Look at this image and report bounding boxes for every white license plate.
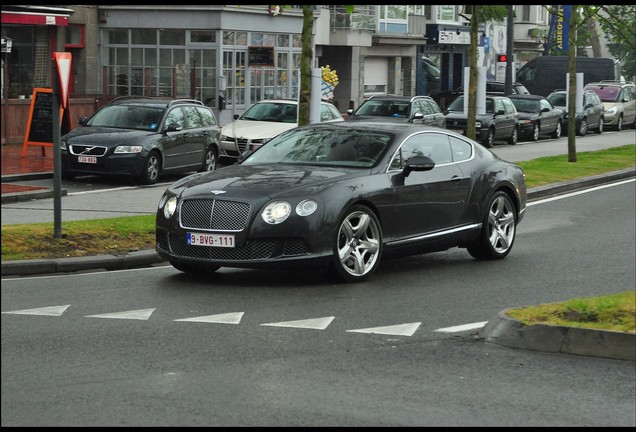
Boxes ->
[187,232,235,248]
[450,129,464,135]
[78,155,97,164]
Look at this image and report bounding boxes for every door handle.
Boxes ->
[450,175,462,182]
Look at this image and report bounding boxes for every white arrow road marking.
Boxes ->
[85,308,156,320]
[174,312,244,324]
[261,316,335,330]
[434,321,488,333]
[346,322,421,336]
[2,305,71,316]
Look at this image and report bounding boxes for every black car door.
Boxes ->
[387,132,471,240]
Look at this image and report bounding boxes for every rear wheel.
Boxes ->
[551,120,562,139]
[330,205,382,283]
[199,147,218,172]
[595,118,603,134]
[482,127,495,148]
[616,115,623,131]
[507,126,518,145]
[140,150,161,185]
[467,191,517,260]
[531,123,540,141]
[576,118,588,136]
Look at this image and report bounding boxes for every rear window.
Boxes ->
[585,85,621,102]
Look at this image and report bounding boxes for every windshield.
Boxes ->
[87,105,163,131]
[354,100,410,118]
[510,98,539,113]
[585,86,621,102]
[242,127,393,168]
[239,102,298,123]
[447,96,495,114]
[547,93,566,107]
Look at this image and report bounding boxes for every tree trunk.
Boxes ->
[586,18,603,57]
[467,6,480,140]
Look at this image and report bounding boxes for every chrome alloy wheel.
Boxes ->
[336,208,381,279]
[487,194,516,254]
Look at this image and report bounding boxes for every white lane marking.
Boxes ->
[174,312,244,324]
[261,316,335,330]
[1,304,70,316]
[85,308,156,320]
[346,322,421,336]
[527,178,635,206]
[434,321,488,333]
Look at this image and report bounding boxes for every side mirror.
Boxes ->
[78,116,89,126]
[164,122,182,133]
[403,155,435,177]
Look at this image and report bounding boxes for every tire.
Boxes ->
[507,126,518,145]
[531,123,540,141]
[576,118,588,136]
[199,147,218,172]
[171,261,220,274]
[330,205,382,283]
[140,150,161,185]
[467,191,517,260]
[595,117,603,134]
[551,120,562,139]
[616,115,623,132]
[482,128,495,148]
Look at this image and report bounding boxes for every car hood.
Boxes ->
[347,115,405,123]
[220,120,296,139]
[170,164,360,200]
[444,111,493,120]
[63,127,152,145]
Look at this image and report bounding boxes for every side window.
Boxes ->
[449,136,472,162]
[196,106,217,126]
[502,98,516,114]
[184,106,204,129]
[164,107,186,129]
[540,99,552,111]
[495,99,505,113]
[427,100,441,114]
[389,132,451,168]
[321,104,335,121]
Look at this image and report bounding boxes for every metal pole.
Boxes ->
[52,60,62,238]
[505,5,514,95]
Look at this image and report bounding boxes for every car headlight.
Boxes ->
[521,119,533,126]
[475,121,482,128]
[262,201,291,224]
[296,199,317,216]
[605,106,617,115]
[60,140,67,151]
[163,196,178,219]
[114,145,143,154]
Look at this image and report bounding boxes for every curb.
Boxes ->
[479,308,635,362]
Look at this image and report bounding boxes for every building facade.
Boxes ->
[2,5,556,140]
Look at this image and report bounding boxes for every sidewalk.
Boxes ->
[1,143,56,202]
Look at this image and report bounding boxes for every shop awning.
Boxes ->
[1,11,69,26]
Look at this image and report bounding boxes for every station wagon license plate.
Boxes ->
[78,155,97,164]
[450,129,464,135]
[187,232,235,248]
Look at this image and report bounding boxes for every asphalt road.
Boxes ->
[1,180,635,426]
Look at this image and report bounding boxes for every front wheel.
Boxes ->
[330,205,382,283]
[576,118,588,136]
[482,128,495,148]
[171,261,220,274]
[140,150,161,185]
[467,191,517,260]
[531,123,540,141]
[595,118,603,134]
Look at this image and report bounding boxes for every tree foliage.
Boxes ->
[595,5,636,79]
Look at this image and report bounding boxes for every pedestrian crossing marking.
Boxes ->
[1,305,70,316]
[174,312,244,324]
[261,316,335,330]
[346,322,421,336]
[85,308,156,320]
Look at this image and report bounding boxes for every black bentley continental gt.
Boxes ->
[156,122,527,283]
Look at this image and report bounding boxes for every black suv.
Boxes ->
[430,81,530,111]
[61,97,221,184]
[444,95,520,147]
[346,95,446,128]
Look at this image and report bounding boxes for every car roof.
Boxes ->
[507,94,545,100]
[107,97,205,108]
[254,98,336,106]
[585,80,635,88]
[300,121,455,136]
[365,95,432,102]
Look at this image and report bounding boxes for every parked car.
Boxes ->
[546,90,604,136]
[507,94,563,141]
[444,95,520,147]
[430,81,530,111]
[61,97,221,185]
[583,80,636,131]
[156,122,527,283]
[346,95,446,128]
[219,99,344,160]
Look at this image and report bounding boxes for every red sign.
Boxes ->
[53,52,72,109]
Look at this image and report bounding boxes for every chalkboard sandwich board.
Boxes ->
[21,87,70,157]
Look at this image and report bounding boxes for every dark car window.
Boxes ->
[449,135,472,162]
[196,106,217,126]
[391,132,452,168]
[184,106,204,128]
[547,92,566,107]
[502,98,517,114]
[165,107,186,128]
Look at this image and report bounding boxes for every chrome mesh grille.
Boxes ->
[179,199,251,231]
[69,145,108,156]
